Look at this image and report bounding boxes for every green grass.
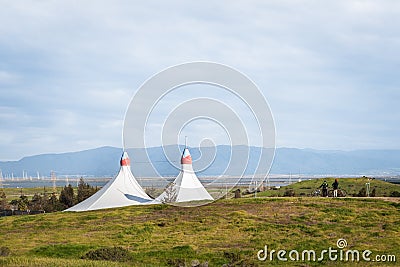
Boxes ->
[30,244,95,259]
[0,256,131,266]
[254,177,400,197]
[0,195,399,266]
[4,177,397,201]
[1,186,65,202]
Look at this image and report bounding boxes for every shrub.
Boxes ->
[77,178,97,203]
[223,251,241,264]
[357,187,366,197]
[370,188,376,197]
[59,184,75,207]
[145,186,158,198]
[82,247,132,262]
[234,189,241,198]
[0,190,8,210]
[283,189,295,197]
[166,258,185,267]
[390,191,400,197]
[157,221,166,227]
[161,182,178,203]
[0,246,10,257]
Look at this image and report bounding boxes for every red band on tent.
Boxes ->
[120,158,130,166]
[181,155,192,164]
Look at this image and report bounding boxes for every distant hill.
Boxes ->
[0,146,400,177]
[0,146,122,178]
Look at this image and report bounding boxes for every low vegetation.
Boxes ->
[253,177,400,198]
[0,178,98,212]
[82,247,133,262]
[0,186,399,266]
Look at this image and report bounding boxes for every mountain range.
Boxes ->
[1,146,400,178]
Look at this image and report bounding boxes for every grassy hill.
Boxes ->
[0,191,399,266]
[253,177,400,198]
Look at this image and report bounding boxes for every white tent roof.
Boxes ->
[65,152,155,212]
[157,147,213,203]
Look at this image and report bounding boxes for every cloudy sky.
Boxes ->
[0,1,399,160]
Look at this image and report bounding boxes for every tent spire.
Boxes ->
[184,136,187,148]
[181,141,192,165]
[157,145,213,203]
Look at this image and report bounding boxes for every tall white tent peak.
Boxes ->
[157,146,213,203]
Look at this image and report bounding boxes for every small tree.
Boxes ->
[234,189,241,198]
[390,191,400,197]
[357,187,367,197]
[371,188,376,197]
[284,188,295,197]
[0,190,8,210]
[9,199,18,210]
[59,184,74,207]
[29,193,44,210]
[162,182,177,203]
[44,193,64,212]
[145,186,158,199]
[77,178,96,203]
[17,195,30,211]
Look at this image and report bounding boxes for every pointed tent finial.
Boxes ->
[120,151,130,166]
[181,147,192,164]
[185,136,187,148]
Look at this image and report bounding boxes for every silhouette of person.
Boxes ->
[319,180,328,197]
[332,179,339,198]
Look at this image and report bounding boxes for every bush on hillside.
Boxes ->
[371,188,376,197]
[166,258,185,266]
[145,186,158,199]
[390,191,400,197]
[0,190,8,210]
[283,189,295,197]
[82,247,132,262]
[223,251,241,264]
[0,246,10,257]
[357,187,367,197]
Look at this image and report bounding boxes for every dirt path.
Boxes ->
[372,197,400,203]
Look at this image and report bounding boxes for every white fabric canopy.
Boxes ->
[65,152,156,212]
[156,148,213,203]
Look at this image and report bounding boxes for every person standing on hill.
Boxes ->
[332,179,339,198]
[319,180,329,197]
